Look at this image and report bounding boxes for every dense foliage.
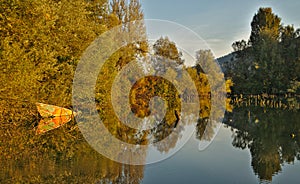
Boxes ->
[1,2,299,182]
[225,8,300,94]
[0,0,220,182]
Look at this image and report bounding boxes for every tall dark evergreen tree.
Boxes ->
[249,7,281,46]
[228,7,300,94]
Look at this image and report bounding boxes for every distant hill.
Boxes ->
[216,52,237,73]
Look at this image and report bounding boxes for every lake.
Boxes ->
[1,97,299,183]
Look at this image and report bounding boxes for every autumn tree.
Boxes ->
[0,0,109,110]
[109,0,148,69]
[153,36,184,65]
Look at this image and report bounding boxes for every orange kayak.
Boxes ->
[36,103,76,118]
[36,103,76,134]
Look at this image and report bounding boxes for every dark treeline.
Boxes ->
[222,7,300,95]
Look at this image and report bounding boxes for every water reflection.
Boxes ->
[0,97,299,183]
[224,97,300,182]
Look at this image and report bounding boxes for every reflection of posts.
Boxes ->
[226,105,300,181]
[174,110,180,128]
[97,162,145,184]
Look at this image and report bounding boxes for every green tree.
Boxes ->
[280,25,300,91]
[232,40,248,52]
[229,7,300,94]
[249,7,282,46]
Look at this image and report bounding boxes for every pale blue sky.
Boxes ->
[140,0,300,57]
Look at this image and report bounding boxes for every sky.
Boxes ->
[140,0,300,58]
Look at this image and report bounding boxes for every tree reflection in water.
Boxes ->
[2,95,299,182]
[0,95,214,183]
[224,98,300,181]
[0,113,145,183]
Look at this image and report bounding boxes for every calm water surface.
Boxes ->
[1,100,300,183]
